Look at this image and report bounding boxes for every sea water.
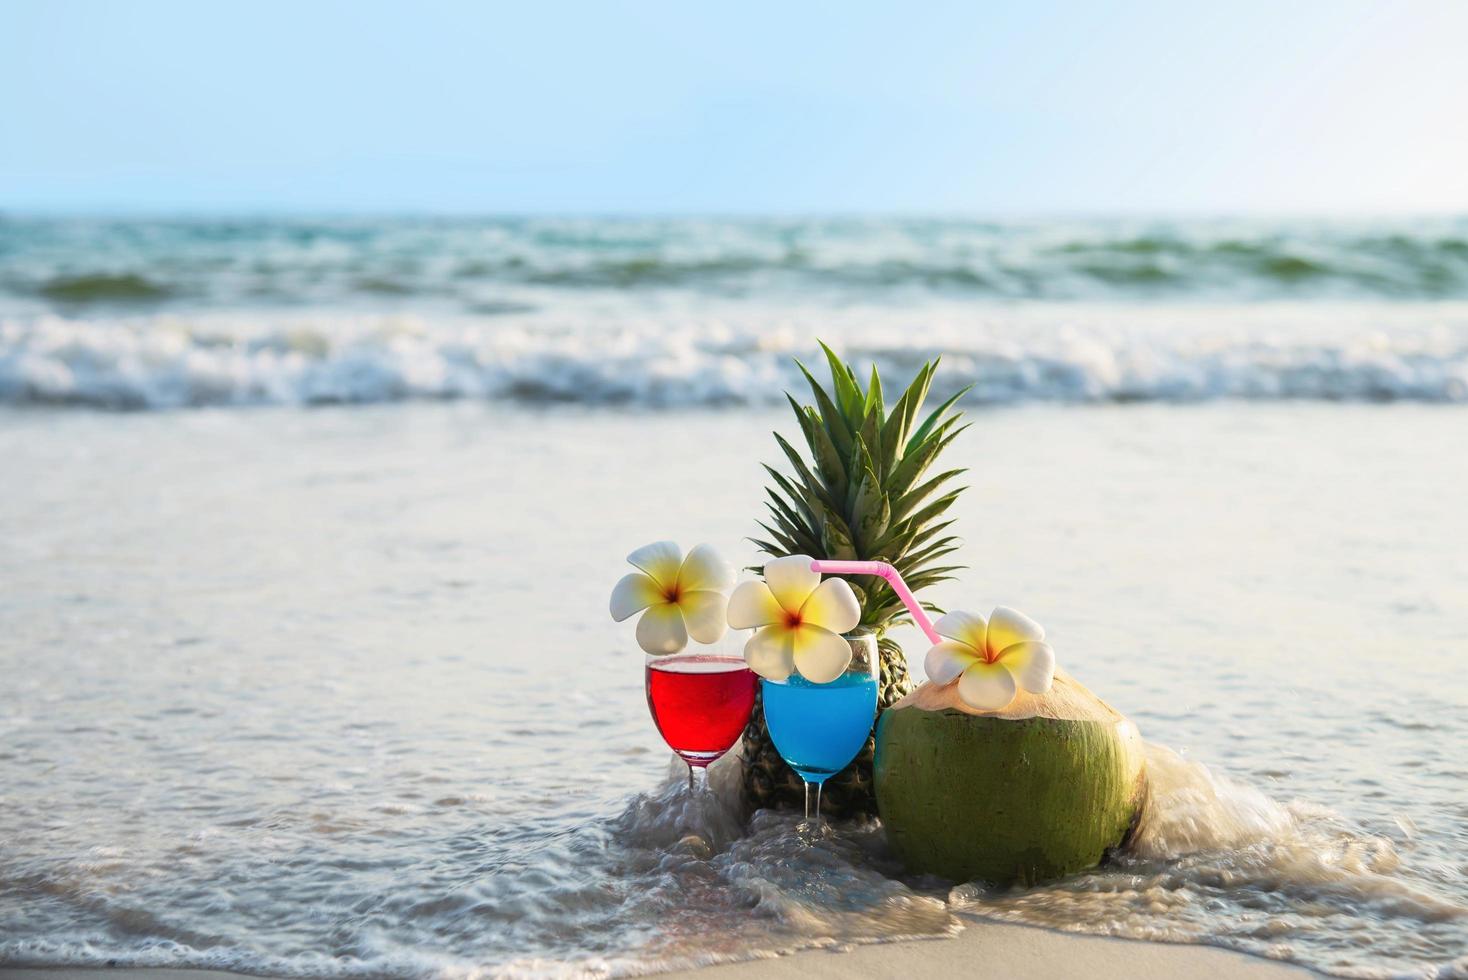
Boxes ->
[2,216,1467,979]
[761,673,878,782]
[3,402,1463,979]
[3,215,1468,410]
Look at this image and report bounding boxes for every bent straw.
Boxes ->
[808,559,942,646]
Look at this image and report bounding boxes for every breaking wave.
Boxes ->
[2,306,1467,410]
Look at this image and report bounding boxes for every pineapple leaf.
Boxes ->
[748,538,782,560]
[891,420,971,498]
[901,489,966,543]
[757,520,807,556]
[858,404,883,479]
[880,361,933,462]
[818,502,858,559]
[819,341,865,420]
[774,432,841,513]
[865,363,884,418]
[793,360,854,460]
[792,401,851,501]
[891,468,966,524]
[907,566,964,589]
[844,435,876,510]
[904,537,961,569]
[764,502,821,554]
[762,464,818,528]
[850,461,891,552]
[764,487,806,532]
[908,518,958,554]
[801,406,848,503]
[869,522,919,563]
[909,383,975,453]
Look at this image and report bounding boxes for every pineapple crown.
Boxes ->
[752,342,971,633]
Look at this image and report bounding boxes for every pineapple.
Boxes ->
[741,343,970,817]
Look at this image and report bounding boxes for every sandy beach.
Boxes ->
[662,921,1315,978]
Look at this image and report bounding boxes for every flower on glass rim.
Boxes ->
[610,541,735,655]
[923,606,1056,711]
[727,554,861,683]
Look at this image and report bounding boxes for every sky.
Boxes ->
[3,0,1468,215]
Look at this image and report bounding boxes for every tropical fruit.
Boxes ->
[874,669,1147,884]
[742,345,970,817]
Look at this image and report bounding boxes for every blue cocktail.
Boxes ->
[760,631,879,823]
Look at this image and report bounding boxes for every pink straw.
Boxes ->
[808,559,942,646]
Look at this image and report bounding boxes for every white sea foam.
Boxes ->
[951,744,1468,978]
[3,303,1467,409]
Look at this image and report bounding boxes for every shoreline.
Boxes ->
[0,922,1318,980]
[660,920,1317,978]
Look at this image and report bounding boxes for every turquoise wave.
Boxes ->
[4,216,1468,308]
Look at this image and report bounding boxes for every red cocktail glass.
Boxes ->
[645,650,756,790]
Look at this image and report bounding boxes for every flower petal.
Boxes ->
[986,605,1044,659]
[799,578,861,634]
[610,572,661,622]
[792,626,854,684]
[996,640,1056,694]
[680,589,729,645]
[957,660,1018,711]
[627,541,683,591]
[677,543,735,594]
[933,610,988,652]
[924,639,980,684]
[635,602,688,656]
[727,580,784,629]
[763,554,820,613]
[745,625,795,680]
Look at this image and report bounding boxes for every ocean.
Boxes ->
[1,216,1465,978]
[2,215,1467,409]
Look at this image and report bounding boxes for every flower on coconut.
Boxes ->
[727,554,861,683]
[923,607,1056,711]
[610,541,735,655]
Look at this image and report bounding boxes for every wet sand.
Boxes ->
[663,919,1315,978]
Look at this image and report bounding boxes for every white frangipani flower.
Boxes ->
[727,554,862,683]
[610,541,734,655]
[923,606,1056,711]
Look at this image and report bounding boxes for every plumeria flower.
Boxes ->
[923,606,1056,711]
[610,541,735,655]
[727,554,862,683]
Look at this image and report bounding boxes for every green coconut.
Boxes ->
[874,668,1147,886]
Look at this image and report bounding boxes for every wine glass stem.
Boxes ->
[688,763,709,794]
[803,779,823,827]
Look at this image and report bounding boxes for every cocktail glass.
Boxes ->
[759,629,879,826]
[644,645,757,792]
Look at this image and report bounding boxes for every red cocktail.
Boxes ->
[645,653,756,771]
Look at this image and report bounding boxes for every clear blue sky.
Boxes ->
[3,0,1467,215]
